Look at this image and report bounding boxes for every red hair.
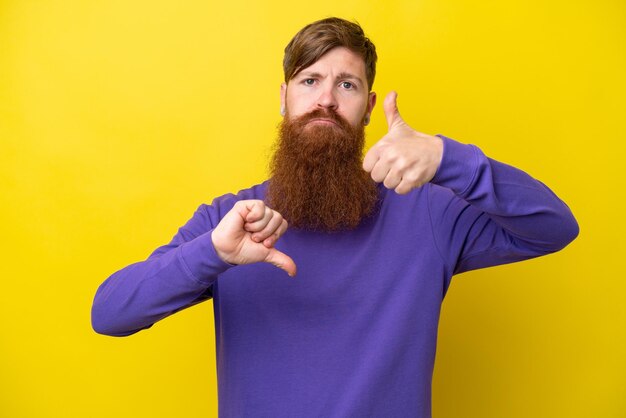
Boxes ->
[283,17,378,91]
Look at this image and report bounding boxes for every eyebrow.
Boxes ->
[298,71,364,85]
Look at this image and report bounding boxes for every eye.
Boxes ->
[303,78,315,86]
[341,81,355,90]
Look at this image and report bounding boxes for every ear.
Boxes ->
[365,91,377,118]
[280,83,287,116]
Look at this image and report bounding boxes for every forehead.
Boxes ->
[294,47,367,81]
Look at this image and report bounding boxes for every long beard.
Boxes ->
[266,108,380,232]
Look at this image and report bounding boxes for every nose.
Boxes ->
[316,83,338,110]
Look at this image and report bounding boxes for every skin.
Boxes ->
[363,90,443,195]
[211,46,444,277]
[279,47,376,128]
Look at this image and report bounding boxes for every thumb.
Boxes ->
[264,248,297,277]
[383,90,404,130]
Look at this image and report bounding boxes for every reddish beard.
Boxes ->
[265,108,380,232]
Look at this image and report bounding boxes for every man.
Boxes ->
[92,17,578,417]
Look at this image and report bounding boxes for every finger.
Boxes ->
[383,91,403,130]
[251,211,283,243]
[362,145,380,173]
[383,169,402,190]
[244,200,266,222]
[263,218,288,248]
[370,160,391,183]
[265,248,297,277]
[245,206,273,233]
[394,178,417,195]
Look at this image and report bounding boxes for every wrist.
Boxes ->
[210,229,237,266]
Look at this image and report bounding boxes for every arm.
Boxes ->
[91,205,232,336]
[91,198,295,337]
[428,135,579,274]
[363,91,578,275]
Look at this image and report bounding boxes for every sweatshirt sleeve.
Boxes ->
[428,135,579,276]
[91,203,235,337]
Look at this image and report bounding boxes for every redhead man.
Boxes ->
[92,17,578,418]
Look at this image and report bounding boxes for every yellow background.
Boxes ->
[1,0,624,416]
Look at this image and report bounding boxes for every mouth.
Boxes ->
[308,118,339,126]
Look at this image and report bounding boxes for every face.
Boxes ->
[280,47,376,128]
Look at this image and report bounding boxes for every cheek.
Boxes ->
[286,93,309,116]
[345,101,369,122]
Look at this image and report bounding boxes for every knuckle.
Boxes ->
[395,156,409,170]
[403,171,418,184]
[382,150,397,163]
[253,199,264,209]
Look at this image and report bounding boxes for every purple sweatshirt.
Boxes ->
[92,135,578,417]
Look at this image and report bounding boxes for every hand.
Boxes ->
[363,91,443,194]
[211,200,296,277]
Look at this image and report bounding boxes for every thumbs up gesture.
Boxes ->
[211,200,296,277]
[363,91,443,195]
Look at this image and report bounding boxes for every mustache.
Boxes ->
[289,108,352,131]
